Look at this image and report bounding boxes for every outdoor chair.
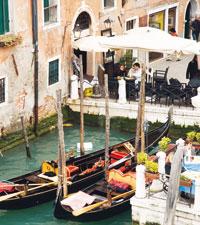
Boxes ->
[166,78,186,107]
[153,67,169,88]
[153,83,169,105]
[126,79,138,101]
[108,77,118,99]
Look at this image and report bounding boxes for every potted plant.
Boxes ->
[158,137,171,152]
[137,152,148,165]
[180,175,192,187]
[145,160,159,181]
[196,132,200,144]
[186,131,196,142]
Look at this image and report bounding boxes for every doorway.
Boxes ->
[185,3,191,39]
[74,49,87,75]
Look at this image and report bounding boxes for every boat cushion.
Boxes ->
[110,150,128,160]
[108,169,136,190]
[0,182,15,193]
[108,179,130,193]
[66,165,79,177]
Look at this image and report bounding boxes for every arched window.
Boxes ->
[75,12,91,30]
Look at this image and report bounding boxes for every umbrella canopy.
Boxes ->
[98,27,200,55]
[72,36,109,52]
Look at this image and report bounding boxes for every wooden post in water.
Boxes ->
[20,115,31,158]
[140,67,146,153]
[56,89,67,197]
[135,66,146,157]
[79,55,85,156]
[104,74,112,204]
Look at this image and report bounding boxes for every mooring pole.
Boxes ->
[104,74,112,204]
[20,115,31,158]
[56,89,67,197]
[79,55,85,156]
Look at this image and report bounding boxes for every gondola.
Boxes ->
[0,116,170,210]
[54,170,138,221]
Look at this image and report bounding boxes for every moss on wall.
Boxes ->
[0,105,199,152]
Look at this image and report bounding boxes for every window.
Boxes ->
[0,78,5,103]
[0,0,9,35]
[48,59,59,85]
[75,12,91,31]
[43,0,58,25]
[126,18,137,31]
[103,0,115,9]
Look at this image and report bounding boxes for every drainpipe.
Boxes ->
[32,0,39,136]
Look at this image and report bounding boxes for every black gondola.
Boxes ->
[54,175,137,221]
[0,117,170,210]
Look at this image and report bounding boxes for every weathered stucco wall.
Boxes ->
[0,0,199,134]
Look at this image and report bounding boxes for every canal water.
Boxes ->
[0,124,135,225]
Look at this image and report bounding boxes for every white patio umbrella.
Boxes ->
[98,26,200,55]
[72,36,109,52]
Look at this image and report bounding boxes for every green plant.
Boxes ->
[158,137,171,151]
[145,160,158,173]
[195,132,200,144]
[180,175,191,182]
[186,131,196,142]
[119,50,134,69]
[137,152,148,164]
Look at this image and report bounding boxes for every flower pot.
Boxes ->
[192,143,200,150]
[145,172,159,182]
[179,179,192,187]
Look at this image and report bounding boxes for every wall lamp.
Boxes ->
[104,17,113,29]
[73,23,82,39]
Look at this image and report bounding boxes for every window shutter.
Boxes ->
[44,0,49,8]
[0,1,4,34]
[0,0,9,35]
[3,0,9,33]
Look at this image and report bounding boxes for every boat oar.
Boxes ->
[72,189,135,217]
[0,181,57,202]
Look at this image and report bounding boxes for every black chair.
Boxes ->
[126,80,138,101]
[153,67,169,88]
[167,78,186,106]
[154,83,169,105]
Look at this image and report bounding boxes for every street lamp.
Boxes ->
[73,23,82,40]
[104,17,113,29]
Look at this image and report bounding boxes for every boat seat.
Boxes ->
[66,165,79,177]
[26,175,49,184]
[108,169,136,190]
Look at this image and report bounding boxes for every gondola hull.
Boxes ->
[54,190,132,221]
[0,117,170,209]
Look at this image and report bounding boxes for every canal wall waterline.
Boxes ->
[66,98,200,127]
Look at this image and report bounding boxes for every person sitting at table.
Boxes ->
[127,62,142,85]
[115,64,127,79]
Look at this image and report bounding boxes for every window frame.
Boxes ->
[47,56,61,87]
[125,16,139,32]
[42,0,60,30]
[102,0,116,12]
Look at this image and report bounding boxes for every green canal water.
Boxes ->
[0,125,135,225]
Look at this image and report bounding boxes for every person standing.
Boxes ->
[190,15,200,42]
[186,55,200,81]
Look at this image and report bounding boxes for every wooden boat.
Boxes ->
[0,117,170,210]
[54,167,139,221]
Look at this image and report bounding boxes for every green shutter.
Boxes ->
[0,1,4,34]
[0,0,9,35]
[44,0,49,8]
[4,0,9,32]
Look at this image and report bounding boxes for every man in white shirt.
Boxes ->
[127,62,142,84]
